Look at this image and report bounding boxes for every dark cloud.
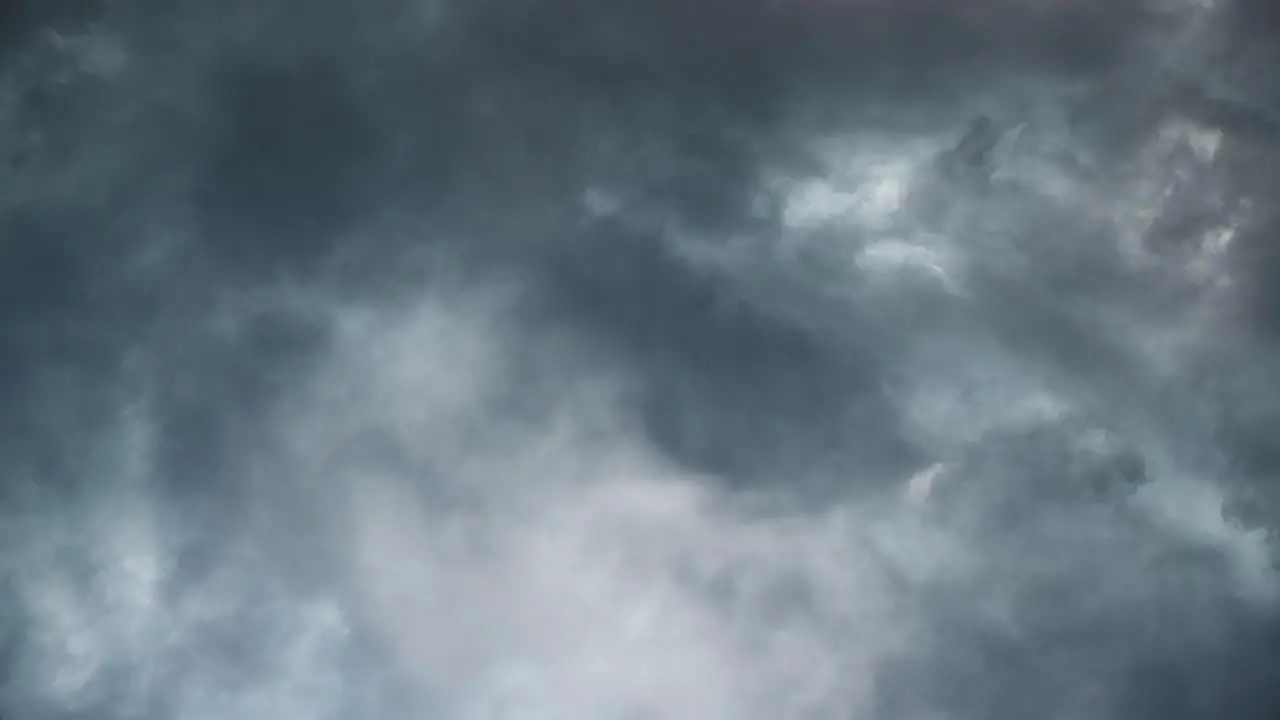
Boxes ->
[1,1,1278,719]
[536,218,913,485]
[195,60,384,275]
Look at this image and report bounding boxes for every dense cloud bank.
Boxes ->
[1,1,1279,718]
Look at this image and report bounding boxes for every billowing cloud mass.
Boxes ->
[2,1,1279,719]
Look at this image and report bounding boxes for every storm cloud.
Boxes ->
[1,1,1279,719]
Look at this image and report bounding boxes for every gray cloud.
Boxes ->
[2,1,1279,719]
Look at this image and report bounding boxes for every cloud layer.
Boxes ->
[2,1,1279,719]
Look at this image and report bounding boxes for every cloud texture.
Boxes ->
[1,1,1279,719]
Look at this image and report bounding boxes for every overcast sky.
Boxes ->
[1,2,1279,719]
